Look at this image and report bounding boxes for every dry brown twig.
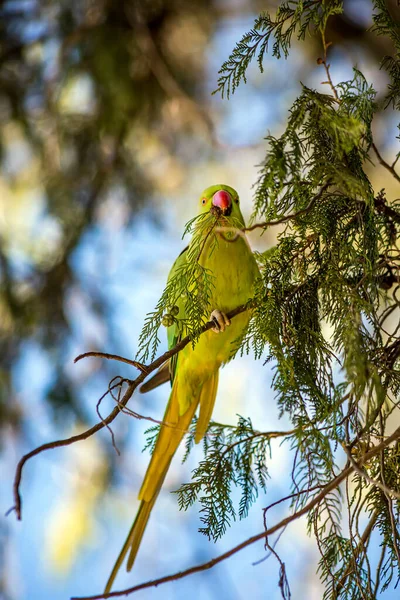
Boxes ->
[319,31,339,101]
[372,143,400,185]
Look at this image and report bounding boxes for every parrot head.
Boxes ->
[198,184,245,227]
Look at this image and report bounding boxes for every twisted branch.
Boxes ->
[10,303,250,521]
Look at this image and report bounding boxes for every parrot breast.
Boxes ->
[174,231,259,412]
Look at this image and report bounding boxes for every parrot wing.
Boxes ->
[166,246,188,383]
[139,361,170,393]
[139,246,188,394]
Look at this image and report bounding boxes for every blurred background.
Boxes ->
[0,1,399,599]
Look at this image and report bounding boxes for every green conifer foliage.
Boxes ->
[139,1,400,597]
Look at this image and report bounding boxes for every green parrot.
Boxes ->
[105,184,259,592]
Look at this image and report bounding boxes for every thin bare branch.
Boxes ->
[263,484,324,517]
[11,380,135,521]
[373,545,386,597]
[10,303,250,521]
[372,143,400,184]
[74,352,148,373]
[343,444,400,500]
[334,509,379,597]
[244,182,331,233]
[319,31,339,101]
[96,377,128,456]
[379,413,400,567]
[71,427,400,600]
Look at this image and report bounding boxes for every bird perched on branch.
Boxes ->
[105,184,259,592]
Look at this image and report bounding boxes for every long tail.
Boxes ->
[104,496,158,593]
[104,371,218,592]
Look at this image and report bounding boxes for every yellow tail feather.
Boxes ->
[106,372,214,592]
[126,493,159,571]
[104,498,156,593]
[195,372,219,443]
[139,377,198,502]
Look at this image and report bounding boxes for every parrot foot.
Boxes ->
[210,309,231,333]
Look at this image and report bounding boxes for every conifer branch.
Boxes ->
[334,509,380,596]
[319,30,339,101]
[15,3,399,598]
[372,142,400,184]
[71,427,400,600]
[244,181,331,232]
[342,445,400,500]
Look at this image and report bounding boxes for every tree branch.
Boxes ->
[74,352,149,373]
[334,509,379,598]
[372,143,400,184]
[343,444,400,500]
[71,426,400,600]
[243,182,331,233]
[317,35,400,188]
[319,30,339,101]
[10,303,250,521]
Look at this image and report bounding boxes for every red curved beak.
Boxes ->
[212,190,232,214]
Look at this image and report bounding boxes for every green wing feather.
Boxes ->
[139,246,188,393]
[167,246,188,382]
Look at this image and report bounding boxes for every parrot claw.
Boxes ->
[210,309,231,333]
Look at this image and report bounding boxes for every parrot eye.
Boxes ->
[201,198,207,205]
[234,197,239,203]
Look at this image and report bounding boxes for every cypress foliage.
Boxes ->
[140,1,400,596]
